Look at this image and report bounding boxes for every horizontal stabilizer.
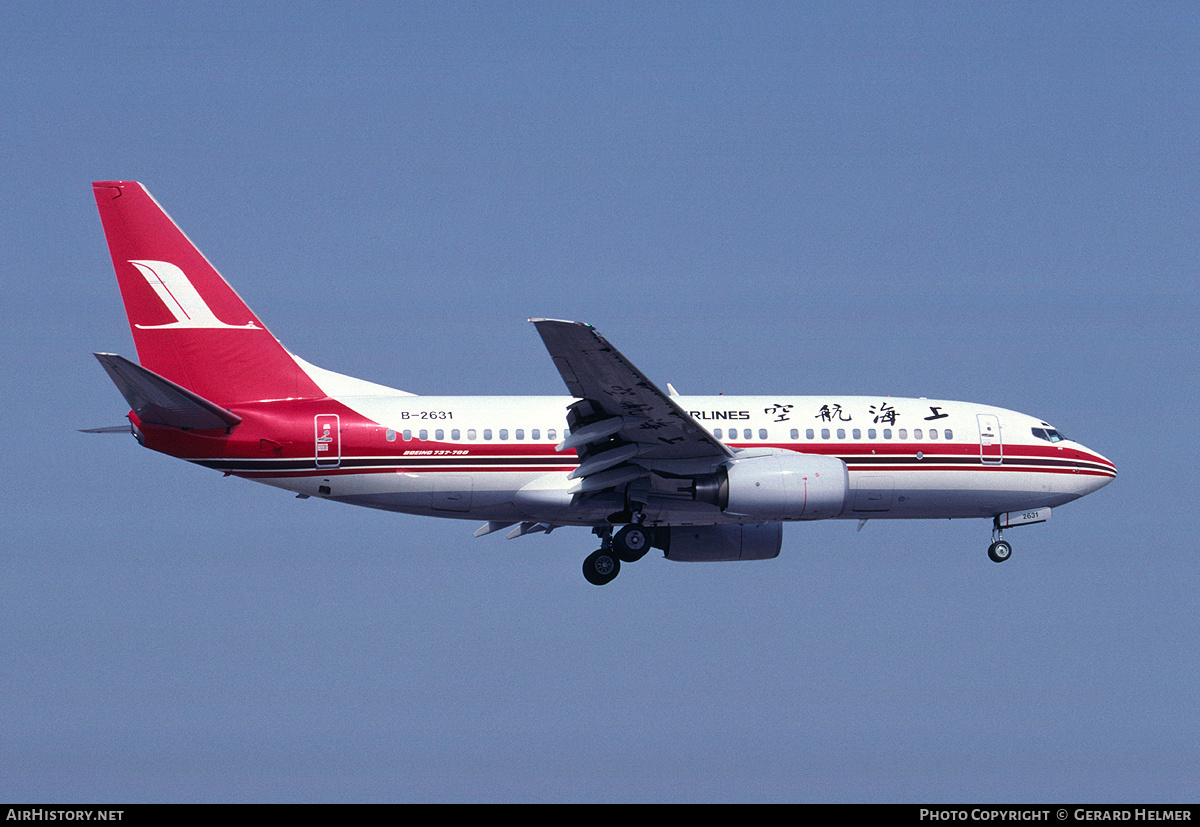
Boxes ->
[94,353,242,430]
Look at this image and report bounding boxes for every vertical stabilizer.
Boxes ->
[93,181,324,405]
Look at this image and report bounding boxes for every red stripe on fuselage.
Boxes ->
[131,399,1114,482]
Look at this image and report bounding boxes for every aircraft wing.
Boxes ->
[530,320,733,494]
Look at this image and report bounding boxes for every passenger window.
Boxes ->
[402,429,412,441]
[790,429,799,440]
[945,429,953,440]
[714,428,723,439]
[499,429,508,440]
[928,429,937,440]
[467,429,477,440]
[806,429,815,440]
[435,429,444,440]
[821,428,830,439]
[898,429,907,440]
[484,429,493,440]
[548,429,556,441]
[515,429,524,440]
[914,429,922,440]
[836,429,845,439]
[451,429,461,440]
[852,428,861,439]
[883,429,892,439]
[531,429,540,440]
[758,429,767,440]
[418,429,428,441]
[868,429,877,439]
[385,429,396,442]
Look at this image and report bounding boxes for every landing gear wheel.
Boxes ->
[988,540,1013,563]
[583,549,621,585]
[613,525,651,562]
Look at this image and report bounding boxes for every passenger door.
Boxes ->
[977,414,1002,464]
[315,414,341,468]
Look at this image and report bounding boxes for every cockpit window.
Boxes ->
[1032,427,1067,443]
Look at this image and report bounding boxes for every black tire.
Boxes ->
[988,540,1013,563]
[613,525,651,562]
[583,549,620,585]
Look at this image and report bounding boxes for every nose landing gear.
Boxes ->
[988,517,1012,563]
[988,537,1013,563]
[985,507,1050,562]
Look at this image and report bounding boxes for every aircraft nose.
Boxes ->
[1078,444,1117,492]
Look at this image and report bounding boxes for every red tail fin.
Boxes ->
[93,181,324,405]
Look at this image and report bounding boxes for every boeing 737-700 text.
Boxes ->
[89,181,1116,584]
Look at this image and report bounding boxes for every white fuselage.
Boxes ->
[229,392,1115,527]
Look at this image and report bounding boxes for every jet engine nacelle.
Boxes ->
[663,522,782,562]
[693,448,849,521]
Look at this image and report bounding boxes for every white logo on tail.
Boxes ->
[129,260,260,330]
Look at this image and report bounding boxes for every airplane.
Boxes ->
[88,181,1117,585]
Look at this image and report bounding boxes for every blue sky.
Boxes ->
[2,2,1196,803]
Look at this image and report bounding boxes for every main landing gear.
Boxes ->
[988,518,1012,563]
[582,524,653,586]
